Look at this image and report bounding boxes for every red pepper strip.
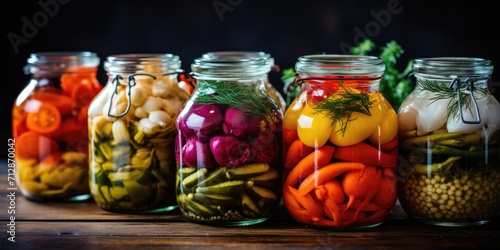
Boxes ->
[322,197,342,226]
[314,186,326,201]
[285,145,335,188]
[342,209,370,227]
[287,185,325,219]
[283,186,320,223]
[323,178,344,204]
[338,200,382,212]
[333,141,397,168]
[366,208,392,223]
[353,168,382,220]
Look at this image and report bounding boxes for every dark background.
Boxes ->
[3,0,499,156]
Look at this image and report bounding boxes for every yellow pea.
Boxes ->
[297,102,332,148]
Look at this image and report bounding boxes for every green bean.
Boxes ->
[413,156,461,175]
[403,132,463,146]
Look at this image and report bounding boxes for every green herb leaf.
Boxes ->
[313,84,372,135]
[193,80,278,122]
[418,79,487,121]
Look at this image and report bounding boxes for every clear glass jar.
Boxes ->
[175,56,283,226]
[13,51,102,201]
[88,53,192,213]
[201,51,287,111]
[397,57,500,226]
[282,55,398,230]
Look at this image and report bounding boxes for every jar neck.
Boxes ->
[413,57,493,91]
[201,51,274,69]
[295,55,385,93]
[191,57,272,81]
[104,53,181,78]
[413,57,493,81]
[25,51,100,77]
[295,54,385,78]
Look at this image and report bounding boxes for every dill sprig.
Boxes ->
[419,80,486,121]
[313,84,372,135]
[193,80,278,121]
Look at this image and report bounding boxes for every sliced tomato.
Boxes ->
[26,102,62,135]
[32,92,73,115]
[15,131,59,160]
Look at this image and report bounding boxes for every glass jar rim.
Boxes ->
[25,51,100,74]
[104,53,181,74]
[201,51,274,66]
[295,54,385,76]
[191,56,272,79]
[413,57,493,78]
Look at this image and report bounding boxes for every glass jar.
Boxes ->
[201,51,287,111]
[175,56,283,226]
[397,57,500,226]
[13,51,102,201]
[282,55,398,230]
[88,53,192,213]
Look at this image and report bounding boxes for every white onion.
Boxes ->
[416,98,448,135]
[398,104,418,133]
[483,95,500,141]
[446,96,486,133]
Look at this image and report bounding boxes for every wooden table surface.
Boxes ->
[1,159,499,250]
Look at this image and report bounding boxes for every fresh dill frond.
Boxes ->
[419,79,486,121]
[193,80,278,122]
[313,84,372,135]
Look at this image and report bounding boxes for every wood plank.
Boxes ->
[2,221,499,249]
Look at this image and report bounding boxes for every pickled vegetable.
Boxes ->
[13,60,102,200]
[88,54,192,212]
[177,164,280,222]
[397,57,500,226]
[282,55,398,229]
[176,78,283,224]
